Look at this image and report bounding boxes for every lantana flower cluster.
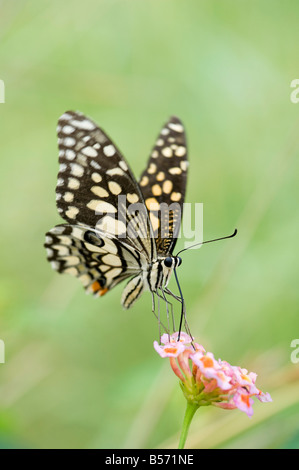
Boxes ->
[154,332,272,417]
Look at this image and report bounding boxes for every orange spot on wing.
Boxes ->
[99,288,108,297]
[91,281,101,292]
[91,281,108,297]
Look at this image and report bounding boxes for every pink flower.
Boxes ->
[160,332,194,345]
[154,332,194,358]
[154,332,272,417]
[233,392,255,417]
[154,340,185,358]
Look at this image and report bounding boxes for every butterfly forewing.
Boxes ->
[56,111,156,261]
[138,116,188,256]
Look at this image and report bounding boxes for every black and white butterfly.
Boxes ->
[44,111,189,330]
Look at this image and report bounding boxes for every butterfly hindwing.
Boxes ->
[44,224,145,296]
[138,116,188,256]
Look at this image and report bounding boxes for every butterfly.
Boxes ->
[44,111,188,319]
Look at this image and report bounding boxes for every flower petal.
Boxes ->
[234,392,254,417]
[154,340,185,358]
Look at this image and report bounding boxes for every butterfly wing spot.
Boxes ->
[86,200,117,213]
[175,146,186,157]
[70,163,84,177]
[180,161,188,171]
[89,280,109,297]
[140,176,149,186]
[156,171,165,181]
[162,180,173,194]
[59,165,67,175]
[106,167,125,177]
[63,192,74,202]
[152,184,162,196]
[64,267,78,276]
[91,281,106,294]
[68,177,80,189]
[108,181,122,195]
[150,213,160,233]
[65,206,79,219]
[168,167,182,175]
[148,163,157,174]
[63,137,76,147]
[91,172,102,183]
[69,118,96,131]
[96,216,127,237]
[168,122,184,132]
[161,147,173,158]
[126,193,139,204]
[63,125,75,134]
[98,288,109,297]
[90,160,101,170]
[170,192,182,202]
[103,144,116,157]
[145,197,160,211]
[119,161,128,171]
[101,253,122,267]
[81,146,98,157]
[65,149,76,160]
[91,186,109,197]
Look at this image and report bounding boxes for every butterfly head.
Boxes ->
[151,255,182,291]
[163,256,182,269]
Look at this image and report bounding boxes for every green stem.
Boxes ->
[178,401,199,449]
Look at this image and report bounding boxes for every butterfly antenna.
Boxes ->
[176,228,238,256]
[173,268,185,341]
[174,228,237,341]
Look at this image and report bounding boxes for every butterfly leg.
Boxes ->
[164,287,193,341]
[152,288,176,338]
[151,291,169,340]
[159,287,176,335]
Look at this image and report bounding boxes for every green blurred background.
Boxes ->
[0,0,298,449]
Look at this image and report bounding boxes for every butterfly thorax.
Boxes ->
[120,255,182,309]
